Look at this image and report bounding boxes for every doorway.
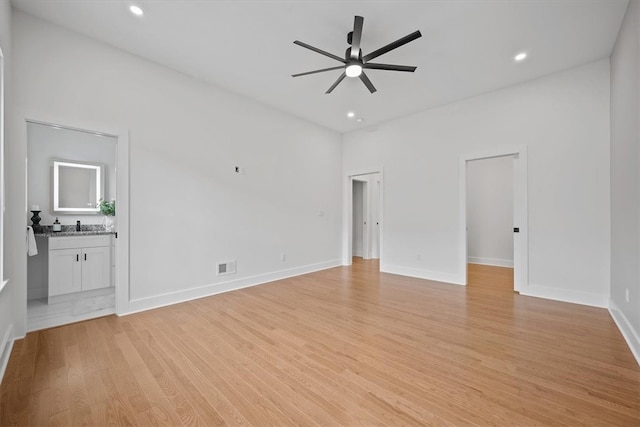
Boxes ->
[466,155,514,291]
[345,171,382,265]
[460,147,528,291]
[352,179,366,258]
[25,119,129,331]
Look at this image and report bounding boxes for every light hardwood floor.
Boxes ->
[1,259,638,425]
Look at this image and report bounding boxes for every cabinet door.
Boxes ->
[49,249,82,296]
[81,246,111,291]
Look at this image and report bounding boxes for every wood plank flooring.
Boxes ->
[1,259,639,425]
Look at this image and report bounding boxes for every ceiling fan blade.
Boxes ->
[292,66,345,77]
[350,16,364,60]
[362,30,422,62]
[326,72,346,94]
[294,40,346,63]
[359,71,377,93]
[363,63,417,72]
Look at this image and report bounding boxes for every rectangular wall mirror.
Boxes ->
[52,159,104,214]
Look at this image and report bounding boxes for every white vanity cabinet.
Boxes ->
[48,235,113,301]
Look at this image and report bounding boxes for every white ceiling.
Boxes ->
[12,0,629,133]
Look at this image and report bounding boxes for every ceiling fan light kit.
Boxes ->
[345,63,363,78]
[292,15,421,94]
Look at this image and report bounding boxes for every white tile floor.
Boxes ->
[27,287,115,332]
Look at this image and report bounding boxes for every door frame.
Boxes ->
[343,167,384,266]
[23,113,130,318]
[459,146,528,291]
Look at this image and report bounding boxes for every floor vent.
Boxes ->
[217,260,236,276]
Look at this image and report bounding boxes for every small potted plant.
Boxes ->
[98,198,116,232]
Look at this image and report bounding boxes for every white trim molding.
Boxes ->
[380,263,464,286]
[467,258,514,268]
[121,260,341,316]
[609,299,640,366]
[519,285,608,308]
[0,323,15,383]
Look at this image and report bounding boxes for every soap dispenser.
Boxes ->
[52,217,61,232]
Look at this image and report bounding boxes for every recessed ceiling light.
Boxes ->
[356,118,364,123]
[514,52,527,62]
[347,111,355,118]
[129,5,144,16]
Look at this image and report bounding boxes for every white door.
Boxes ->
[371,179,380,259]
[512,153,527,292]
[81,246,111,291]
[49,248,82,296]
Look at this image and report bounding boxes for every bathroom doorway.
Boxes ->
[25,120,127,331]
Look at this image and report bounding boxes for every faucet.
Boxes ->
[76,220,81,232]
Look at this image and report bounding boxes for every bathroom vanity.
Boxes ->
[45,231,115,303]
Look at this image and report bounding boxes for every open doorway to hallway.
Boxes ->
[466,155,515,293]
[350,172,381,265]
[460,146,528,291]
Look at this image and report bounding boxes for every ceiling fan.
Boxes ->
[292,16,422,94]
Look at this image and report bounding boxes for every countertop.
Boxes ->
[33,224,115,237]
[35,230,115,237]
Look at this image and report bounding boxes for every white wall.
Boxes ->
[610,0,640,362]
[8,11,342,326]
[352,180,364,257]
[27,122,116,226]
[467,156,514,267]
[344,60,611,307]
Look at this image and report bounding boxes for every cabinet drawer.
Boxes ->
[49,235,112,250]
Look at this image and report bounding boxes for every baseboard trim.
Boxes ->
[467,257,514,268]
[519,285,608,308]
[608,299,640,366]
[121,259,342,316]
[0,324,15,384]
[380,263,464,286]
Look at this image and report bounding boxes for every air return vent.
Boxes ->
[217,260,236,276]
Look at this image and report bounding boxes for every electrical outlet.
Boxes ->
[625,288,630,303]
[281,253,286,262]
